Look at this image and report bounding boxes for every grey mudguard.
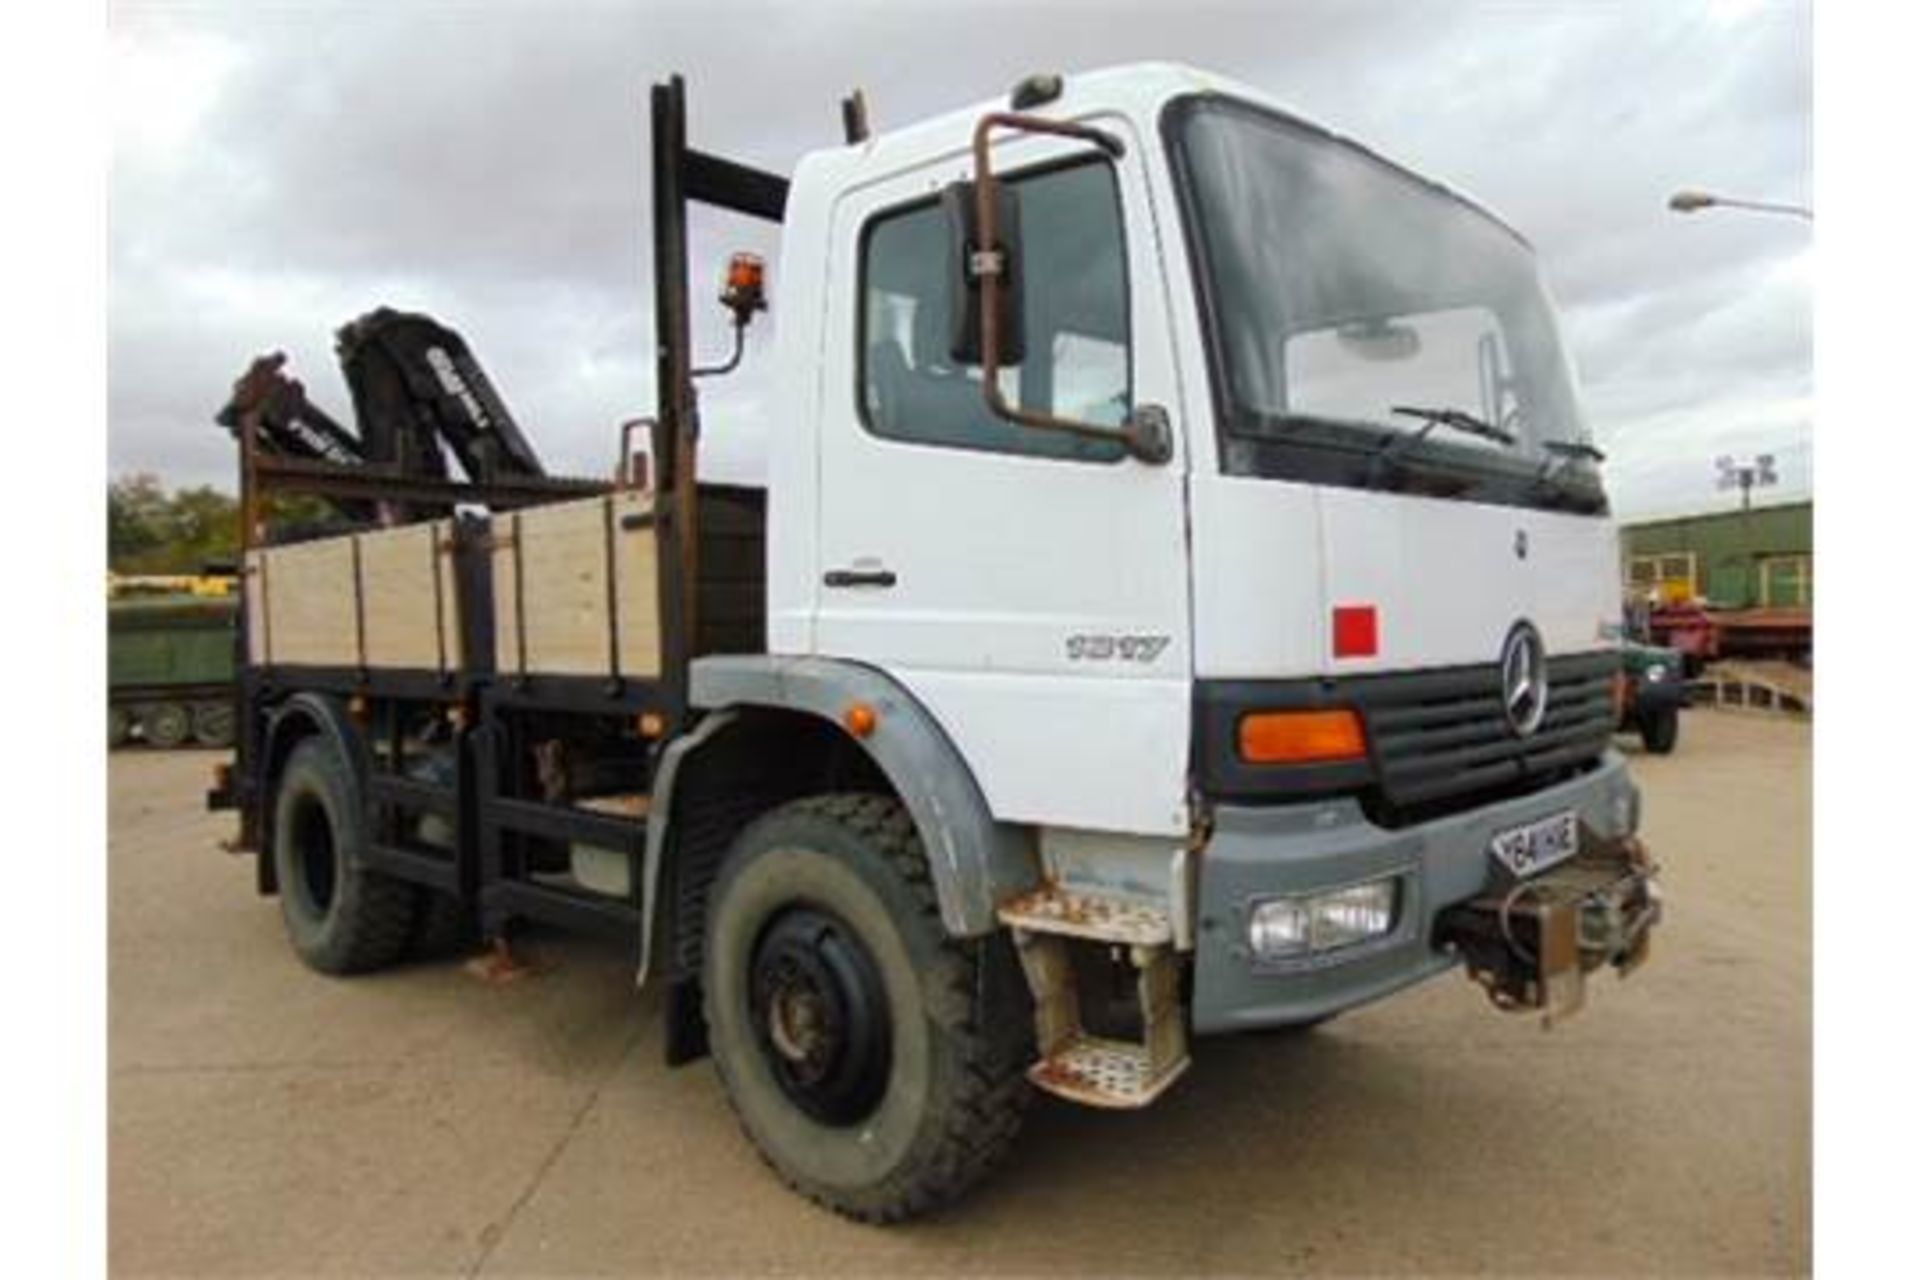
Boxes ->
[636,706,737,987]
[686,654,1038,938]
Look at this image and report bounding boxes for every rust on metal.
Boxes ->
[969,111,1138,454]
[997,884,1172,948]
[1001,885,1190,1108]
[1439,825,1662,1025]
[617,418,655,489]
[465,936,549,986]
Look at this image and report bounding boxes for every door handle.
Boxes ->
[823,566,898,589]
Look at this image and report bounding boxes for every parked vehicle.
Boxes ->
[109,594,238,748]
[1647,601,1811,674]
[210,65,1661,1221]
[1618,640,1687,754]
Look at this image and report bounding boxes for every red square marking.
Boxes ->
[1332,605,1379,658]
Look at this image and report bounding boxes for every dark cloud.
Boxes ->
[110,0,1810,517]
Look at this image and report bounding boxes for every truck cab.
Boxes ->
[747,61,1646,1026]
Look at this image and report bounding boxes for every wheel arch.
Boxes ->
[640,657,1040,991]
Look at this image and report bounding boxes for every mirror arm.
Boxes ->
[691,318,747,380]
[969,113,1168,464]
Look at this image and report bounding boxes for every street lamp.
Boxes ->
[1667,189,1812,220]
[1716,454,1778,511]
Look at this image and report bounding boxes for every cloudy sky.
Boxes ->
[109,0,1811,520]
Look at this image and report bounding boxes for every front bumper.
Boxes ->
[1191,751,1646,1034]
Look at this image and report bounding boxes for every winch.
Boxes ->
[1435,829,1661,1025]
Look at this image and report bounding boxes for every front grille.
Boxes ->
[1191,650,1621,819]
[1363,652,1618,812]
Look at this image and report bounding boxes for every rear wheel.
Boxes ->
[191,700,236,748]
[143,702,191,749]
[272,737,414,974]
[703,794,1031,1222]
[1640,708,1680,755]
[108,705,131,749]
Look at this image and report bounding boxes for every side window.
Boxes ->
[860,160,1129,462]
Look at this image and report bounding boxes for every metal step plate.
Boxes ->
[997,885,1172,947]
[1028,1035,1191,1109]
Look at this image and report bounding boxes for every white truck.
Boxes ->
[211,63,1661,1222]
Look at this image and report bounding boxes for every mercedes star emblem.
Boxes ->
[1500,622,1549,737]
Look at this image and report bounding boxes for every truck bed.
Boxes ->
[243,483,766,688]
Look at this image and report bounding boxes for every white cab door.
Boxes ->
[811,121,1192,836]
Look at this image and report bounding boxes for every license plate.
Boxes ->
[1489,810,1579,879]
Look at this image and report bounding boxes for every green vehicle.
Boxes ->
[1618,640,1687,755]
[108,595,239,749]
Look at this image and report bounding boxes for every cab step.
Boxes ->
[1029,1033,1191,1109]
[997,885,1190,1110]
[996,884,1172,947]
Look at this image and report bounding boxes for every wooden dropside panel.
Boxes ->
[257,536,359,667]
[519,498,608,676]
[494,493,661,680]
[611,489,663,678]
[493,514,521,676]
[436,521,465,670]
[359,520,452,672]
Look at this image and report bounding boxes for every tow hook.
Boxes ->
[1435,830,1661,1026]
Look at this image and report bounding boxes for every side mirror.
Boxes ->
[941,181,1024,366]
[960,111,1169,465]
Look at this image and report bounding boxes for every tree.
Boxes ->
[108,473,354,574]
[107,473,177,571]
[108,475,239,574]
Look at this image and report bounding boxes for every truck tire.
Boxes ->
[143,702,191,749]
[272,737,415,974]
[702,794,1031,1223]
[1640,708,1680,755]
[109,706,131,749]
[191,700,236,748]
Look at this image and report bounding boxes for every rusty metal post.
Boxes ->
[968,112,1142,453]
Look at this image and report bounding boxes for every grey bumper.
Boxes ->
[1191,752,1642,1034]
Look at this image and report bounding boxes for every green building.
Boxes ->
[1621,499,1812,609]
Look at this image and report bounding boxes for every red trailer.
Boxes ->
[1647,603,1811,672]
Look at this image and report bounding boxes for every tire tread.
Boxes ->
[276,738,415,974]
[706,792,1031,1223]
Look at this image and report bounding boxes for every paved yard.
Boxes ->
[109,710,1809,1276]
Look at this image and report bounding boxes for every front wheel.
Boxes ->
[1640,707,1680,755]
[702,794,1031,1223]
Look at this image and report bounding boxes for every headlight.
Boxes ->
[1611,787,1638,835]
[1249,877,1399,961]
[1644,664,1667,683]
[1248,898,1311,958]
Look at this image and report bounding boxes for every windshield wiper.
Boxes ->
[1388,404,1518,447]
[1529,437,1607,509]
[1540,437,1605,463]
[1365,403,1516,485]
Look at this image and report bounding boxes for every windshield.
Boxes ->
[1166,95,1605,514]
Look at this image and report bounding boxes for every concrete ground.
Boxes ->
[109,711,1810,1276]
